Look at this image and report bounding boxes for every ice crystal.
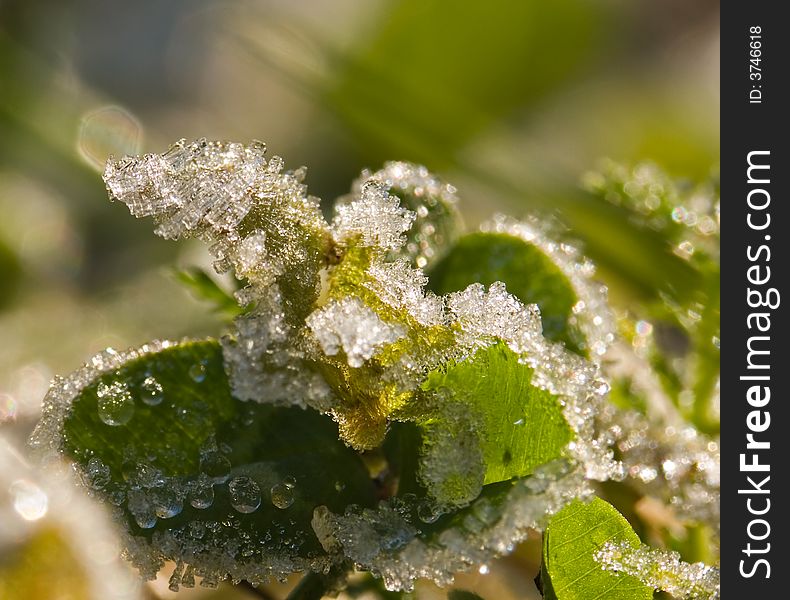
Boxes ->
[481,215,616,358]
[332,181,416,251]
[416,398,486,506]
[365,261,445,327]
[599,405,720,538]
[307,297,407,368]
[104,139,267,238]
[344,161,463,269]
[103,139,332,410]
[595,541,720,599]
[100,136,624,479]
[90,140,721,590]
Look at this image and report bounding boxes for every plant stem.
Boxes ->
[285,572,329,600]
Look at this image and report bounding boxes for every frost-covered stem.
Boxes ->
[286,567,347,600]
[286,572,325,600]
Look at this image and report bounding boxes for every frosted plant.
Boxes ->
[29,141,719,599]
[584,161,722,548]
[584,160,721,428]
[595,541,720,599]
[600,405,720,540]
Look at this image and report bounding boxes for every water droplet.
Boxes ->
[10,480,48,521]
[97,381,134,426]
[200,451,231,484]
[108,488,126,505]
[479,564,490,575]
[270,482,295,510]
[133,463,165,488]
[512,418,525,426]
[133,512,157,529]
[190,475,214,509]
[283,475,296,489]
[229,476,261,513]
[417,499,441,524]
[85,457,112,490]
[189,363,207,383]
[334,481,346,493]
[140,375,164,406]
[594,380,611,395]
[127,490,157,528]
[151,487,183,519]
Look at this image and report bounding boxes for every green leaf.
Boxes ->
[58,339,376,585]
[173,267,245,318]
[429,232,583,354]
[541,498,653,600]
[419,343,573,504]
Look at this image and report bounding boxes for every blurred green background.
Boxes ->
[0,1,717,597]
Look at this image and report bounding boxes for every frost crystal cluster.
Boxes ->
[601,406,720,539]
[28,140,719,596]
[99,138,620,472]
[595,541,720,599]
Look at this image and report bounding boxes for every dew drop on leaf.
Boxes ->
[85,457,111,490]
[229,476,261,513]
[270,481,295,509]
[96,380,134,426]
[200,451,231,484]
[151,487,183,519]
[139,375,164,406]
[127,489,157,529]
[189,475,215,509]
[417,499,442,524]
[188,363,207,383]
